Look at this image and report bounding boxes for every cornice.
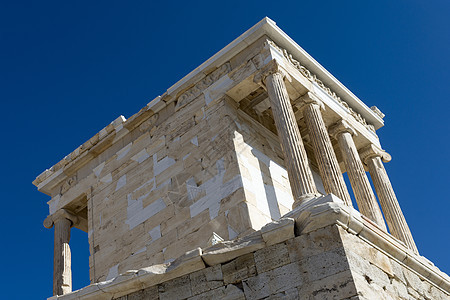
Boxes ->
[266,40,376,134]
[33,96,167,194]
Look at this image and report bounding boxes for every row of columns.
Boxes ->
[257,60,417,253]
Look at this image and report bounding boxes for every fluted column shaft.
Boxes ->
[260,62,320,208]
[53,217,72,295]
[363,150,418,253]
[330,121,386,229]
[302,95,352,206]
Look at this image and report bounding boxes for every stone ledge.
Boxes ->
[286,194,450,294]
[47,216,295,300]
[47,194,450,299]
[33,95,168,195]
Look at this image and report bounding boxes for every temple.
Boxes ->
[33,18,450,299]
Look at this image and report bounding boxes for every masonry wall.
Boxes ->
[341,225,449,299]
[40,35,329,285]
[109,224,450,300]
[86,92,326,283]
[111,224,357,300]
[86,95,243,282]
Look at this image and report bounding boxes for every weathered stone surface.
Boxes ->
[286,224,344,263]
[260,218,294,246]
[158,275,192,300]
[301,247,350,282]
[287,194,351,235]
[190,265,223,295]
[297,270,357,300]
[127,286,159,300]
[389,278,408,299]
[222,253,256,284]
[187,284,245,300]
[262,288,299,300]
[254,242,290,274]
[242,262,305,300]
[202,231,265,266]
[402,266,424,295]
[341,228,394,277]
[165,248,205,278]
[352,273,393,300]
[51,212,450,300]
[134,248,204,289]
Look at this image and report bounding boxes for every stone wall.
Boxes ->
[112,226,449,300]
[48,195,450,300]
[87,95,244,282]
[84,85,325,282]
[76,36,331,283]
[342,222,449,299]
[114,225,358,300]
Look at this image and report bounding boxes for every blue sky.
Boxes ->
[1,1,449,298]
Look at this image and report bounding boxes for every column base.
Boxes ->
[292,193,323,209]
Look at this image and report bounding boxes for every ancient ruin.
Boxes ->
[34,18,450,299]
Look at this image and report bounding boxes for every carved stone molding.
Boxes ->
[253,59,292,86]
[176,62,231,110]
[60,175,77,194]
[370,106,385,119]
[266,40,376,134]
[298,92,325,112]
[359,144,392,165]
[139,113,159,133]
[329,119,357,139]
[44,209,79,229]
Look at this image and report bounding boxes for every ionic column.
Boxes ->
[360,145,418,253]
[44,209,78,295]
[300,93,352,206]
[329,120,386,230]
[255,60,320,208]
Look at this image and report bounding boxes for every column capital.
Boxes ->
[329,119,357,139]
[254,59,292,86]
[44,209,78,229]
[298,92,325,111]
[359,144,392,165]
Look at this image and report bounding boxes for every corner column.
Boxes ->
[299,93,352,206]
[44,209,78,295]
[360,145,418,253]
[255,60,320,208]
[330,120,386,229]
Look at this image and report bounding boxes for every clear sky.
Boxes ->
[1,1,449,298]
